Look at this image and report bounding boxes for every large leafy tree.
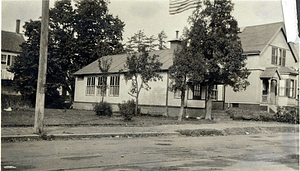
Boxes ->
[187,0,250,120]
[75,0,125,66]
[124,31,163,115]
[10,20,65,107]
[10,0,125,105]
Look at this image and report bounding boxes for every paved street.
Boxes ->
[2,133,299,171]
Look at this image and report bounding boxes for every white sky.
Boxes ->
[1,0,283,45]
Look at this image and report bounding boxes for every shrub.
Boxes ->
[118,100,140,121]
[1,94,33,111]
[93,101,113,117]
[275,106,299,124]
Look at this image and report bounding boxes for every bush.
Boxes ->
[275,106,299,124]
[93,101,113,116]
[226,108,275,122]
[1,94,33,111]
[118,100,140,121]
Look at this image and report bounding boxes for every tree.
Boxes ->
[125,30,159,52]
[123,46,163,115]
[75,0,125,66]
[157,30,168,50]
[187,0,250,120]
[10,0,125,106]
[9,20,64,107]
[98,56,112,102]
[168,40,192,121]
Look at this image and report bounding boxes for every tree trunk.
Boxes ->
[135,95,139,116]
[178,90,185,121]
[205,84,213,120]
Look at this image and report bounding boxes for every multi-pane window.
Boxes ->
[97,76,107,96]
[193,84,201,100]
[187,84,206,100]
[1,55,15,66]
[109,75,120,96]
[272,47,286,66]
[285,79,296,98]
[1,55,7,64]
[86,77,95,95]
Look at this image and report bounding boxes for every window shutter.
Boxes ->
[282,50,286,66]
[294,81,297,98]
[286,79,290,97]
[271,47,275,64]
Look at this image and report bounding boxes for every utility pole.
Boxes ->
[34,0,49,134]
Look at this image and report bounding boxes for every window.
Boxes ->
[272,47,286,66]
[97,76,107,96]
[86,77,95,95]
[211,85,218,100]
[286,79,296,98]
[1,55,7,64]
[109,75,120,96]
[187,84,206,100]
[193,84,201,100]
[174,89,181,99]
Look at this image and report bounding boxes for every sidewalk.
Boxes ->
[2,121,299,140]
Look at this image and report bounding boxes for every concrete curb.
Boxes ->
[2,126,298,142]
[1,132,180,142]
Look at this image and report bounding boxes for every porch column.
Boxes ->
[268,79,271,112]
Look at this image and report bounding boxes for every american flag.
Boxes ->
[169,0,201,15]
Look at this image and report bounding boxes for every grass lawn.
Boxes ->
[1,108,215,127]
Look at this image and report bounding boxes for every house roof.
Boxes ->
[74,22,298,76]
[1,30,25,53]
[260,66,298,79]
[239,22,284,54]
[260,67,281,79]
[73,49,174,75]
[278,66,298,75]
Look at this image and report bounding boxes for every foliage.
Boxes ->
[9,20,65,107]
[170,0,250,120]
[125,30,167,52]
[9,0,125,106]
[168,40,191,121]
[1,94,32,111]
[227,107,299,124]
[98,56,112,102]
[157,30,168,50]
[118,100,140,121]
[123,47,163,115]
[93,101,113,116]
[276,106,299,124]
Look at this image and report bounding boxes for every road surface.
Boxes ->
[2,133,299,171]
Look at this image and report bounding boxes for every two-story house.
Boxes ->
[225,22,299,112]
[1,20,25,95]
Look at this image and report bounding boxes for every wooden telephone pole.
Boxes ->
[34,0,49,134]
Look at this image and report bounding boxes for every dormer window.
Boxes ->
[272,47,286,66]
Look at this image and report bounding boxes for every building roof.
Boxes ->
[1,30,25,53]
[260,67,281,79]
[239,22,284,54]
[260,66,298,79]
[74,22,298,76]
[74,49,174,75]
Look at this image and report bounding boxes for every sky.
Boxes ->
[1,0,283,46]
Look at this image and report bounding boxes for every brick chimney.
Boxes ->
[16,19,20,34]
[169,30,182,52]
